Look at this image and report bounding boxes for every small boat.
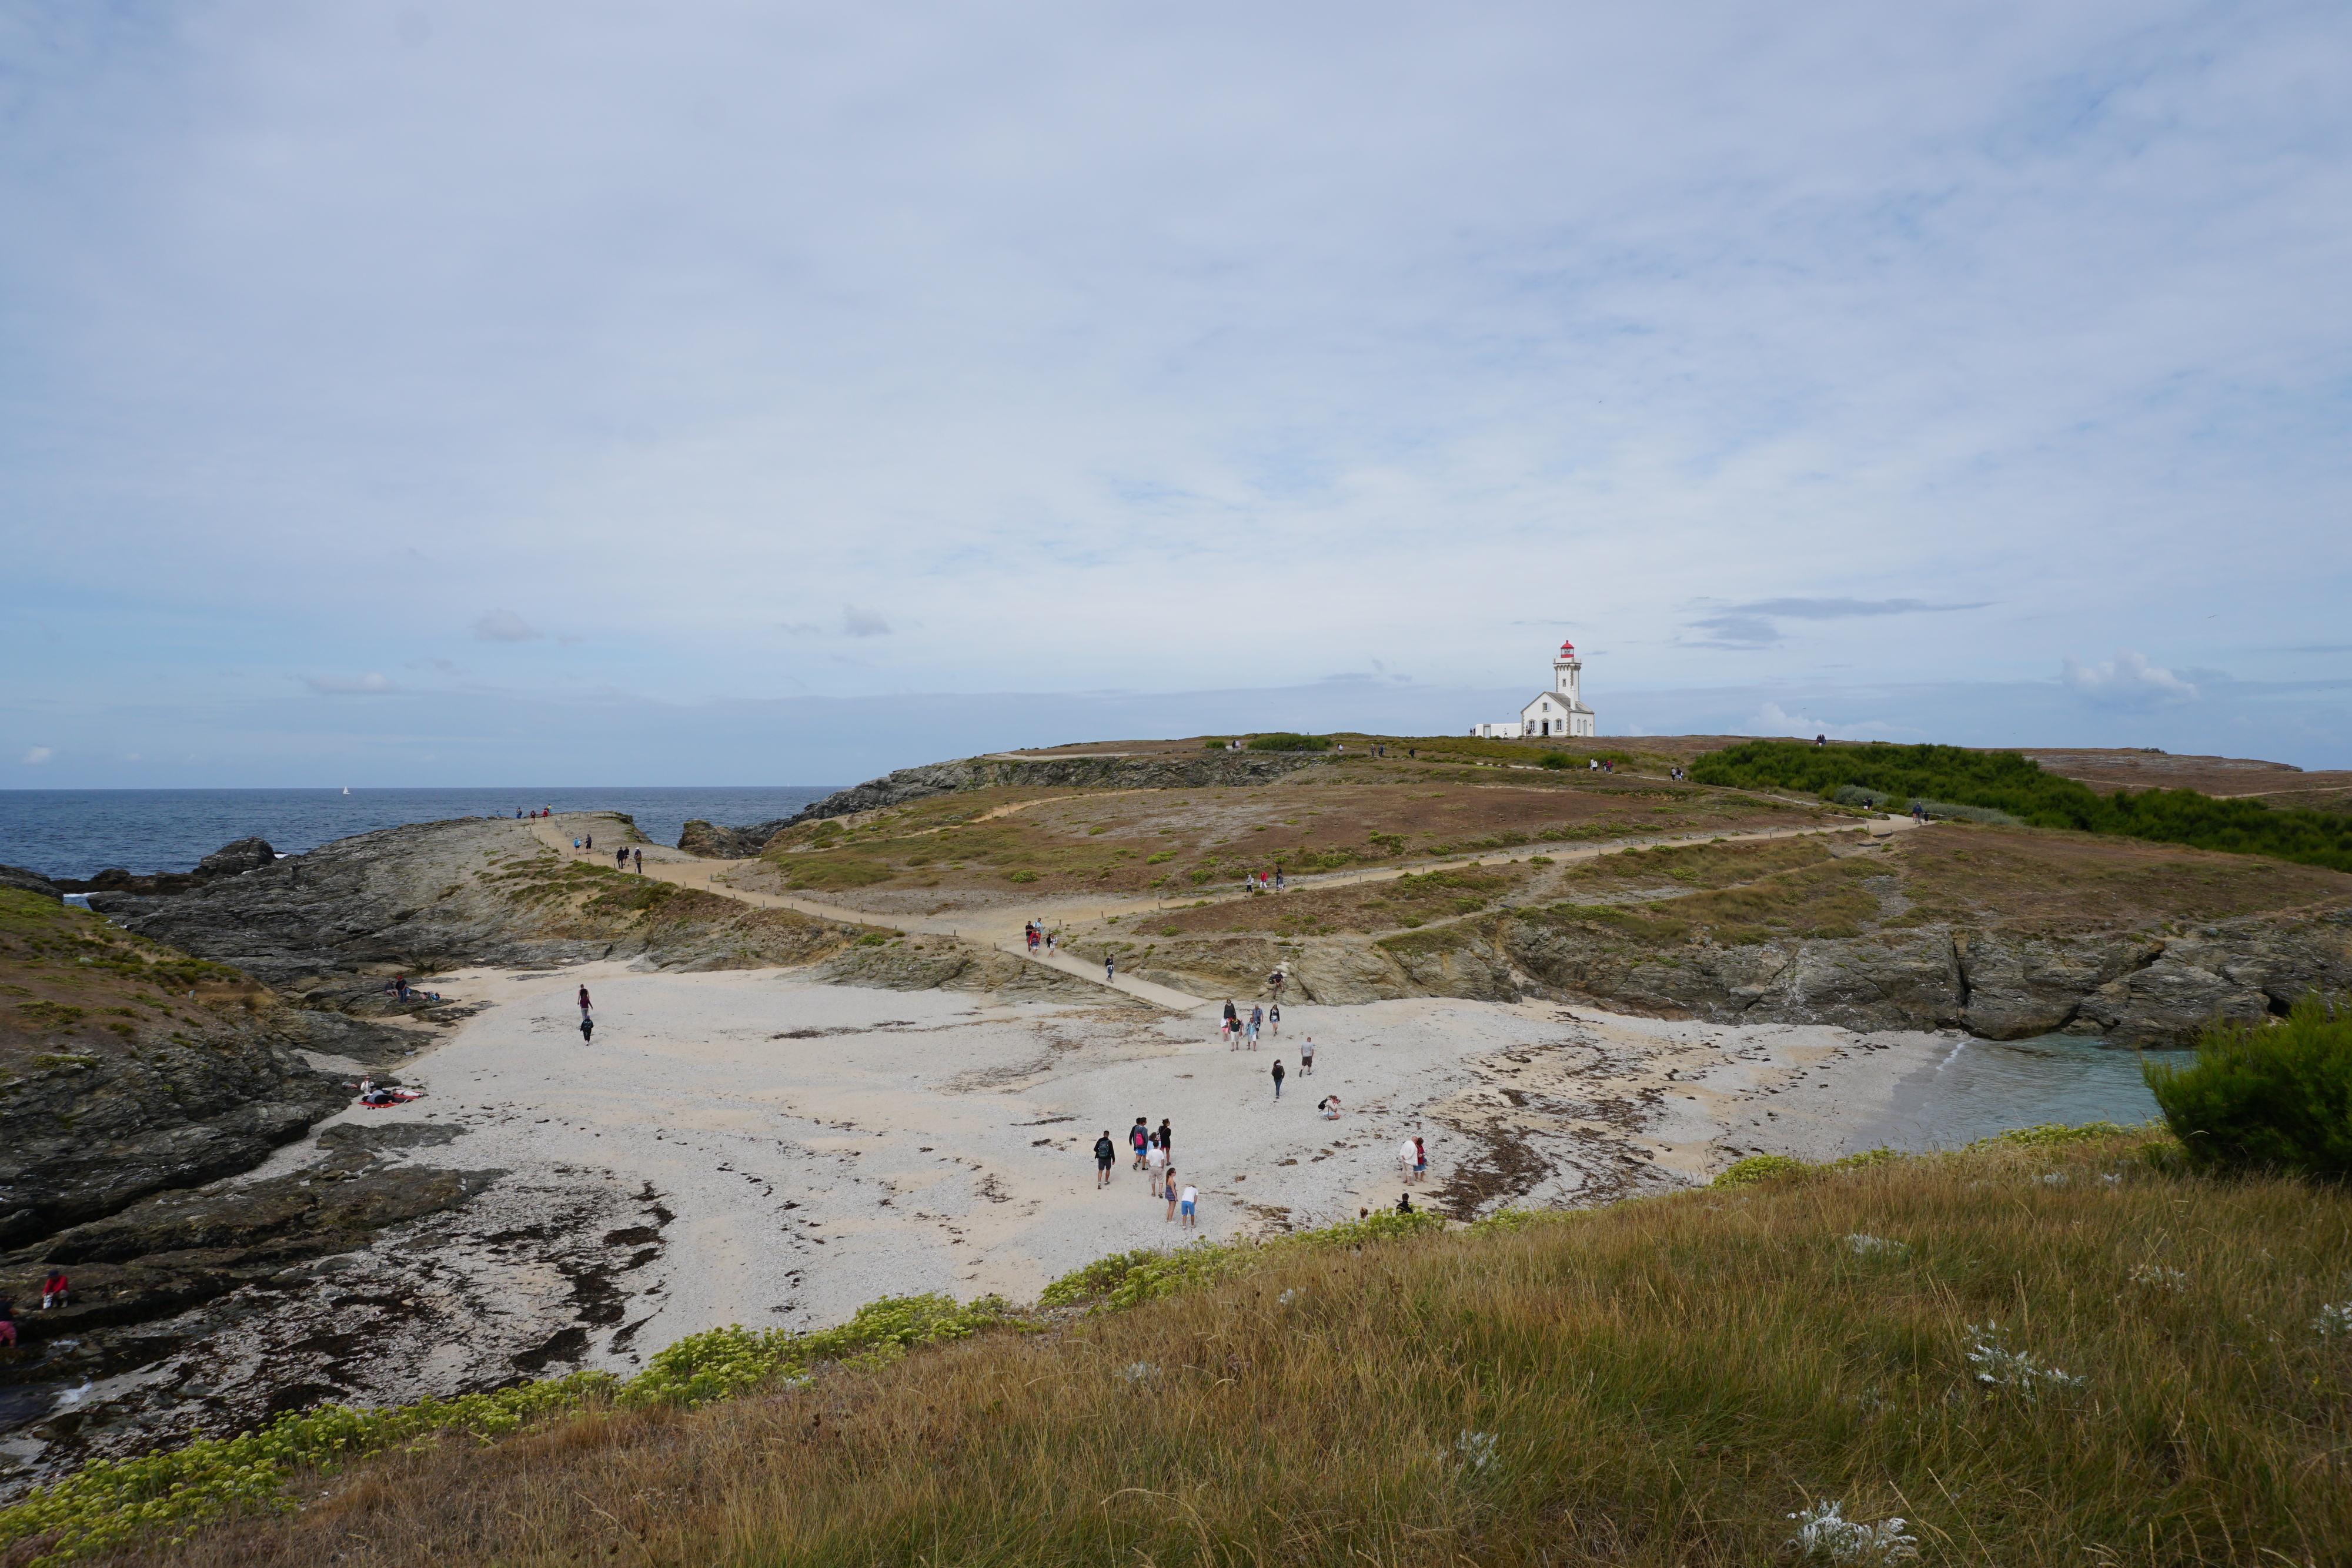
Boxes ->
[342,787,350,795]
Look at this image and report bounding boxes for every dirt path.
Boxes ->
[531,814,1927,1014]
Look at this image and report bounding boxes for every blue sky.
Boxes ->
[4,0,2347,787]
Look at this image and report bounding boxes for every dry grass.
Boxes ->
[1887,825,2352,934]
[121,1132,2352,1568]
[743,780,1830,913]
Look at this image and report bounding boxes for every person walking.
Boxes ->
[1145,1136,1167,1188]
[633,848,643,872]
[1156,1119,1173,1167]
[1045,930,1056,956]
[1299,1035,1313,1075]
[1105,953,1116,984]
[1130,1117,1150,1171]
[577,984,592,1018]
[1247,1008,1262,1050]
[1271,1059,1286,1099]
[1162,1169,1180,1221]
[1094,1131,1117,1189]
[1268,1002,1280,1038]
[580,1011,594,1045]
[1179,1182,1198,1231]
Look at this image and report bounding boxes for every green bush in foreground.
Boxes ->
[2147,994,2352,1180]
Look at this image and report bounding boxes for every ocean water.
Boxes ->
[1853,1032,2192,1152]
[0,787,841,880]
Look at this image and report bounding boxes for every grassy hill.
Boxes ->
[24,1125,2347,1567]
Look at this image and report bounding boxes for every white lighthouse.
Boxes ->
[1471,638,1598,739]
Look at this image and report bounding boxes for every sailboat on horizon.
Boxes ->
[342,787,350,795]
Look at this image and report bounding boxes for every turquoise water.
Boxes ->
[1855,1034,2193,1153]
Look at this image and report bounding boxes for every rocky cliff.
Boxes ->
[679,752,1335,855]
[102,816,880,991]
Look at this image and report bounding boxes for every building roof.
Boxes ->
[1520,691,1593,715]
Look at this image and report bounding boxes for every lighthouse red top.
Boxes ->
[1558,639,1576,655]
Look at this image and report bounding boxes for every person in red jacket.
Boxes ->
[40,1271,68,1309]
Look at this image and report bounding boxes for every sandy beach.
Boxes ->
[270,961,1950,1375]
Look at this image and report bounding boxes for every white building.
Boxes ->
[1471,639,1596,739]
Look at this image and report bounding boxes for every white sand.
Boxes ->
[277,962,1951,1372]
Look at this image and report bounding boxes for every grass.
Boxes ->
[54,1125,2352,1568]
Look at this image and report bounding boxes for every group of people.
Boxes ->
[1219,999,1279,1048]
[578,984,595,1043]
[1093,1117,1198,1231]
[613,846,644,872]
[1023,922,1057,956]
[355,1076,419,1107]
[383,976,446,1004]
[513,807,553,818]
[0,1272,71,1346]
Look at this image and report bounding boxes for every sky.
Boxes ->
[3,0,2348,788]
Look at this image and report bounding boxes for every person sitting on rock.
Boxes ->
[39,1271,68,1309]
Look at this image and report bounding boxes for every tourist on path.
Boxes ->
[1299,1036,1314,1075]
[633,849,643,872]
[578,985,592,1017]
[1271,1059,1286,1099]
[1105,954,1115,984]
[580,1012,594,1044]
[1268,1003,1280,1038]
[1163,1169,1180,1221]
[1130,1118,1150,1171]
[1145,1138,1167,1187]
[1094,1131,1117,1189]
[1157,1119,1173,1164]
[1222,999,1238,1035]
[1179,1182,1198,1230]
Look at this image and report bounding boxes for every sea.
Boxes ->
[0,787,841,881]
[1855,1031,2187,1151]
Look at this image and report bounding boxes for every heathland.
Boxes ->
[1,733,2348,1564]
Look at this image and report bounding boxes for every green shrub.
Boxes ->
[1712,1154,1808,1188]
[2145,995,2352,1179]
[1244,733,1331,752]
[1005,869,1039,884]
[1694,740,2352,871]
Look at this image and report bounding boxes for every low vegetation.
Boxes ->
[42,1124,2350,1567]
[1693,741,2352,871]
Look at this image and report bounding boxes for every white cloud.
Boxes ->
[841,606,891,638]
[22,747,54,764]
[1748,702,1915,740]
[471,610,542,643]
[2062,650,2199,708]
[303,672,399,695]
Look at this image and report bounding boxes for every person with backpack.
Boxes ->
[1130,1117,1151,1171]
[1093,1131,1117,1189]
[1271,1059,1286,1099]
[580,1012,594,1044]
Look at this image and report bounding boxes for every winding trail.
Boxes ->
[534,808,1929,1014]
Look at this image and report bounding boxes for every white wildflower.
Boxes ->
[2037,1172,2067,1186]
[2128,1263,2189,1293]
[1278,1288,1302,1305]
[1455,1430,1498,1472]
[1118,1362,1159,1382]
[1965,1322,2084,1398]
[2316,1303,2352,1340]
[1846,1233,1909,1259]
[1785,1499,1920,1564]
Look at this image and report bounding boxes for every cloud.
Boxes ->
[841,606,892,638]
[1748,701,1917,740]
[471,610,542,643]
[22,747,53,764]
[303,672,400,695]
[1686,599,1988,648]
[2062,650,2198,708]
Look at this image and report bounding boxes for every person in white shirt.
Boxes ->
[1399,1136,1420,1181]
[1145,1139,1168,1187]
[1179,1183,1198,1229]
